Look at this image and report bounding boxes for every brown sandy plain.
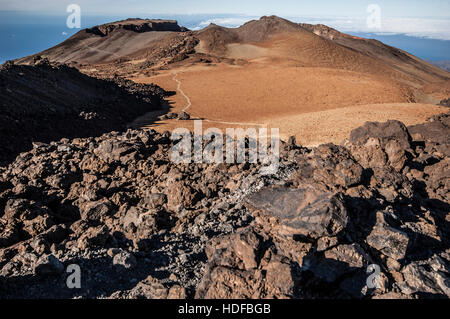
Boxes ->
[131,60,447,146]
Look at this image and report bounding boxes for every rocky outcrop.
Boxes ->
[0,113,448,299]
[196,114,450,299]
[439,98,450,107]
[409,113,449,147]
[245,186,348,239]
[0,62,166,166]
[345,120,412,172]
[86,19,188,37]
[299,23,347,40]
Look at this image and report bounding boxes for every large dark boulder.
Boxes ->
[245,186,348,239]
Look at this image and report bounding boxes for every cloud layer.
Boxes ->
[192,15,450,40]
[296,16,450,41]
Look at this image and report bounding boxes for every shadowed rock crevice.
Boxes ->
[0,61,168,166]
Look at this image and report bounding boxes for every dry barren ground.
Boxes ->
[269,103,448,145]
[131,62,445,146]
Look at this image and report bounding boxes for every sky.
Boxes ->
[0,0,449,17]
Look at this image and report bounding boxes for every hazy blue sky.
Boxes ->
[1,0,449,17]
[0,1,449,63]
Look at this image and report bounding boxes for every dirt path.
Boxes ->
[172,72,192,112]
[172,70,265,127]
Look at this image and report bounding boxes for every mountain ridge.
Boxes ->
[14,15,449,86]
